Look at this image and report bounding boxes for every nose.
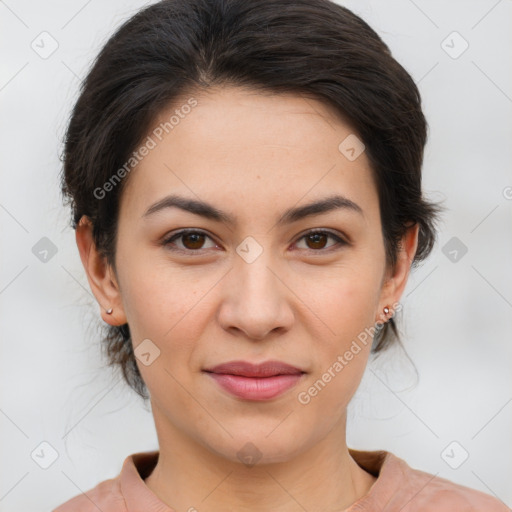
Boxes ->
[217,249,294,341]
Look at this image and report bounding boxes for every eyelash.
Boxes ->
[161,228,348,255]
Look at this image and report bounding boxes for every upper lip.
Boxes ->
[203,360,305,377]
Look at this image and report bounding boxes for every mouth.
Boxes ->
[202,360,306,401]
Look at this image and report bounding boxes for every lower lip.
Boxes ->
[205,372,304,401]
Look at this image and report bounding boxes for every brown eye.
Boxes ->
[295,230,346,252]
[305,232,328,250]
[181,232,206,250]
[162,230,217,253]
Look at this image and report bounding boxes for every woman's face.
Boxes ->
[81,85,417,464]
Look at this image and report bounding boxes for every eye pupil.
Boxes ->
[307,233,327,249]
[183,233,205,249]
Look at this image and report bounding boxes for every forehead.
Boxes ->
[119,86,378,225]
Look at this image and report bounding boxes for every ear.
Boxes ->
[75,215,127,326]
[376,223,419,322]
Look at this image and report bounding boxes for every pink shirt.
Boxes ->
[52,448,510,511]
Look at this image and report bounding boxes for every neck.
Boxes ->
[144,406,377,512]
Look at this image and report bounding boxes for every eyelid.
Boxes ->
[161,228,219,254]
[294,228,349,245]
[290,228,348,254]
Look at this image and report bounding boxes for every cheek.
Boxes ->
[117,246,205,338]
[305,260,382,339]
[119,269,208,407]
[295,278,377,416]
[116,252,221,385]
[298,263,381,391]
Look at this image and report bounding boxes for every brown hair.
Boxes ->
[60,0,444,400]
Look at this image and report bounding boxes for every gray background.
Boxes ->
[1,0,511,510]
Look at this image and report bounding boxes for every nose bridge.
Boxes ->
[234,239,281,306]
[219,236,293,338]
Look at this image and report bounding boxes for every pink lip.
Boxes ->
[203,360,305,401]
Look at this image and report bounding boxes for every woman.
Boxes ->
[53,0,509,510]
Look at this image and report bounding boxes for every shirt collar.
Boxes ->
[119,448,405,511]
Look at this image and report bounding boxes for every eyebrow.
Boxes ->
[142,193,364,226]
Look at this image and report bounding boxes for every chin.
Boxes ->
[202,430,306,467]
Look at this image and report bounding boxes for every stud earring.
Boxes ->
[383,306,390,315]
[106,308,113,315]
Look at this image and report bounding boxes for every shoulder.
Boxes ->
[349,449,510,512]
[390,455,510,512]
[52,476,127,512]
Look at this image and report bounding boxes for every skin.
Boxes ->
[76,85,419,511]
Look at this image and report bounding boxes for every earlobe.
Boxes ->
[75,215,127,326]
[377,223,419,320]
